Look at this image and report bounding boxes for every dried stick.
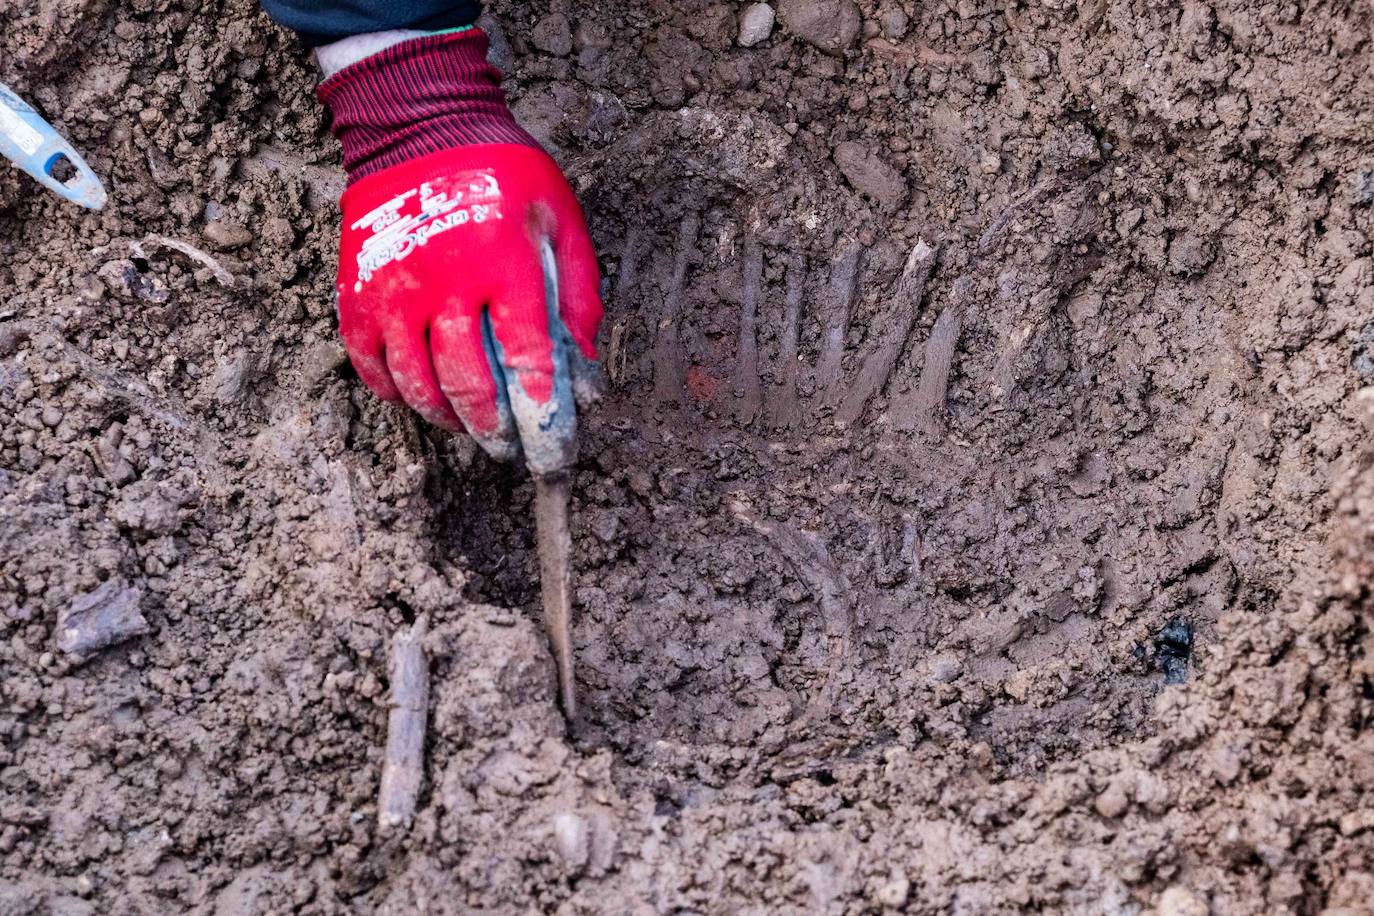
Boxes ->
[605,229,643,382]
[835,240,938,424]
[766,254,806,430]
[378,615,430,831]
[733,234,765,425]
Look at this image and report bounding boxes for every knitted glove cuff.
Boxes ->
[317,29,541,184]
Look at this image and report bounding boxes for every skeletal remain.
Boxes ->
[607,229,644,382]
[766,254,806,430]
[131,234,240,289]
[651,213,700,406]
[733,234,765,424]
[835,240,938,424]
[56,579,148,661]
[731,502,854,720]
[814,241,863,404]
[894,276,974,435]
[378,614,429,831]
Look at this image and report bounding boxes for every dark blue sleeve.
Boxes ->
[260,0,483,46]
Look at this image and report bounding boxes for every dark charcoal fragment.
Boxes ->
[1154,618,1194,685]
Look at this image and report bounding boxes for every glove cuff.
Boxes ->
[317,29,542,185]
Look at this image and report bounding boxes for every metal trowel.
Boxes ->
[525,236,599,725]
[533,470,577,721]
[0,82,106,210]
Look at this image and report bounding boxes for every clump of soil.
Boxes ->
[3,0,1373,912]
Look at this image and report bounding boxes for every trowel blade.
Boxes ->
[533,472,576,721]
[0,82,107,210]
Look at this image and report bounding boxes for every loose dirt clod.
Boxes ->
[377,615,429,832]
[55,578,147,660]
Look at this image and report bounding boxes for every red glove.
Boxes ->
[318,30,603,474]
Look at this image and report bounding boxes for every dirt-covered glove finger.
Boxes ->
[487,241,578,476]
[430,303,521,462]
[340,325,403,403]
[380,322,465,433]
[550,212,605,409]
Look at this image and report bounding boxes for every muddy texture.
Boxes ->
[3,0,1374,913]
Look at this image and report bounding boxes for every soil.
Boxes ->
[2,0,1373,913]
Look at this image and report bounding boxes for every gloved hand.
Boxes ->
[318,29,603,474]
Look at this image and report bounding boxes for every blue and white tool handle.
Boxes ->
[0,82,107,210]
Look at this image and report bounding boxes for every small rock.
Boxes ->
[1353,321,1374,382]
[778,0,862,55]
[1154,618,1194,684]
[479,14,514,72]
[1093,780,1130,818]
[98,259,169,303]
[202,220,253,252]
[1156,886,1208,916]
[738,3,776,47]
[531,13,574,57]
[56,579,149,661]
[551,812,589,871]
[1352,168,1374,206]
[834,141,908,210]
[874,874,909,907]
[880,8,909,38]
[926,652,961,684]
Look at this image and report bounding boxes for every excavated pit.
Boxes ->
[3,1,1374,912]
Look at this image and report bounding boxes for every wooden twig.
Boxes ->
[835,240,939,424]
[378,615,430,832]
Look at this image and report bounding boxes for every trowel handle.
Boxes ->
[0,82,107,210]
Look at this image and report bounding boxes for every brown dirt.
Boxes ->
[3,0,1374,913]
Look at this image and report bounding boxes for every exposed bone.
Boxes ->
[378,614,430,832]
[733,234,765,425]
[893,276,974,436]
[835,240,938,424]
[606,229,644,382]
[731,502,854,719]
[56,579,148,661]
[131,234,240,289]
[651,213,700,406]
[814,241,863,404]
[766,254,806,430]
[989,286,1060,408]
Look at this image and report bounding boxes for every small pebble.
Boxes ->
[552,812,589,870]
[738,3,776,47]
[1093,780,1130,818]
[1157,886,1208,916]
